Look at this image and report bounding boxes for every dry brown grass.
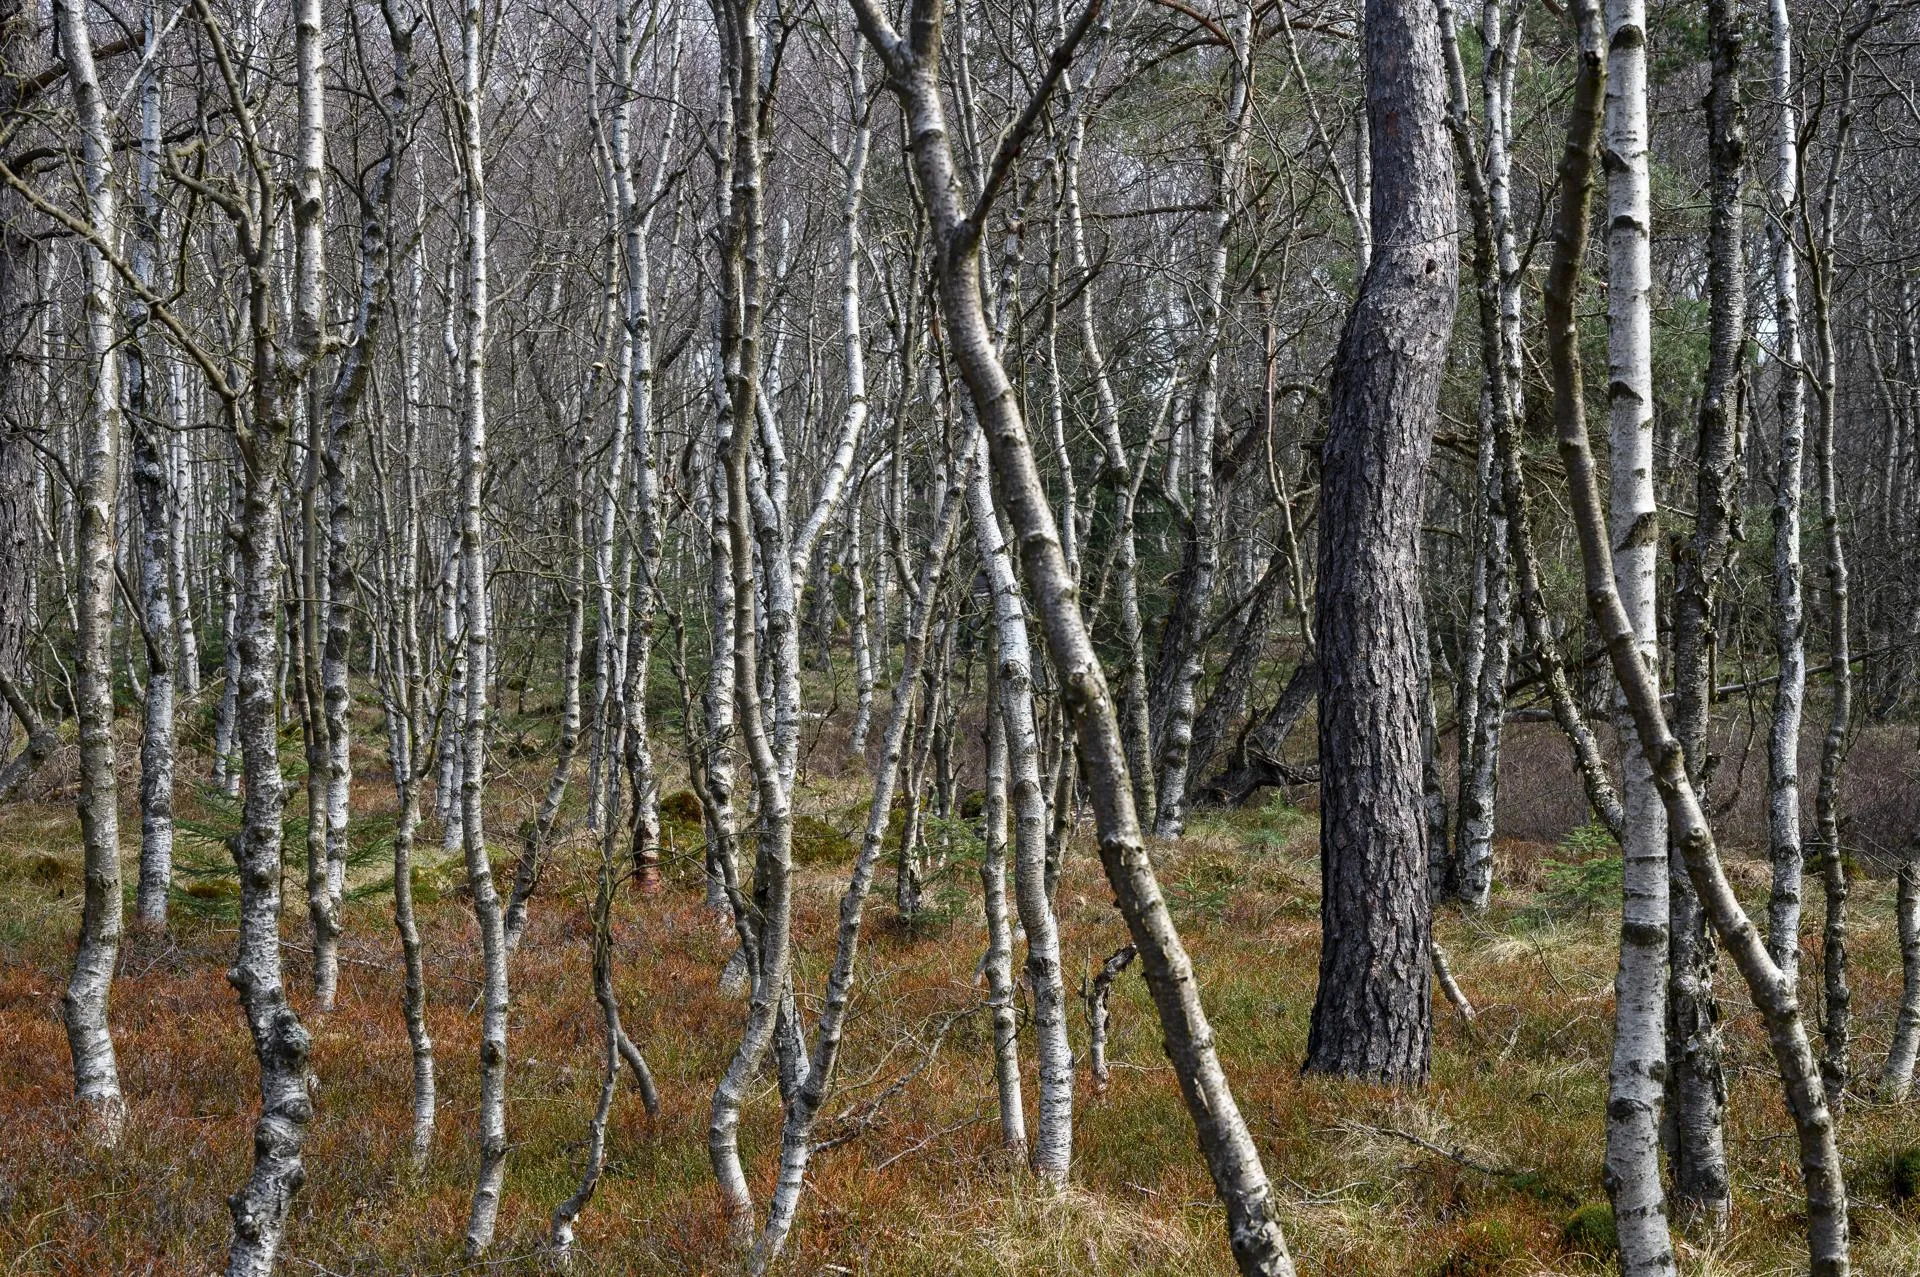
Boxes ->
[2,699,1919,1275]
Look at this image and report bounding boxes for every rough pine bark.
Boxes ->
[1304,0,1458,1084]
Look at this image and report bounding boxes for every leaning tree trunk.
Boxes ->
[849,1,1297,1269]
[1544,7,1851,1267]
[1304,0,1458,1085]
[749,438,972,1272]
[57,0,127,1146]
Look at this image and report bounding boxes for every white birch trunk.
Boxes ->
[965,446,1072,1183]
[130,0,176,931]
[1151,0,1252,838]
[1599,0,1675,1260]
[57,0,127,1146]
[455,0,509,1249]
[1766,0,1809,987]
[979,662,1027,1159]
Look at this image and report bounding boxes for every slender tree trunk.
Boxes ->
[220,0,328,1257]
[1597,0,1675,1258]
[1880,842,1920,1099]
[848,499,875,752]
[1806,15,1869,1101]
[1150,0,1252,838]
[1436,0,1517,913]
[1663,0,1742,1222]
[749,440,971,1271]
[707,4,796,1243]
[455,0,508,1249]
[129,0,176,931]
[966,446,1071,1184]
[1765,0,1809,986]
[980,653,1027,1160]
[504,417,588,953]
[57,0,127,1146]
[0,1,33,757]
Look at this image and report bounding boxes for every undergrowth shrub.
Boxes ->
[1561,1201,1618,1262]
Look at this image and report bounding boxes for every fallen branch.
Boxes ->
[1082,943,1138,1093]
[1339,1121,1530,1182]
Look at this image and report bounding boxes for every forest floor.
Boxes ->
[3,701,1919,1275]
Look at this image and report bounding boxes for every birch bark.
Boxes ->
[129,0,176,931]
[1545,8,1850,1264]
[1597,0,1675,1257]
[454,0,510,1249]
[1665,0,1741,1218]
[849,2,1296,1268]
[1765,0,1809,985]
[56,0,127,1147]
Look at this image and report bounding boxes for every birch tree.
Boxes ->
[55,0,127,1148]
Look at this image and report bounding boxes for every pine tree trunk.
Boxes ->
[1305,0,1458,1084]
